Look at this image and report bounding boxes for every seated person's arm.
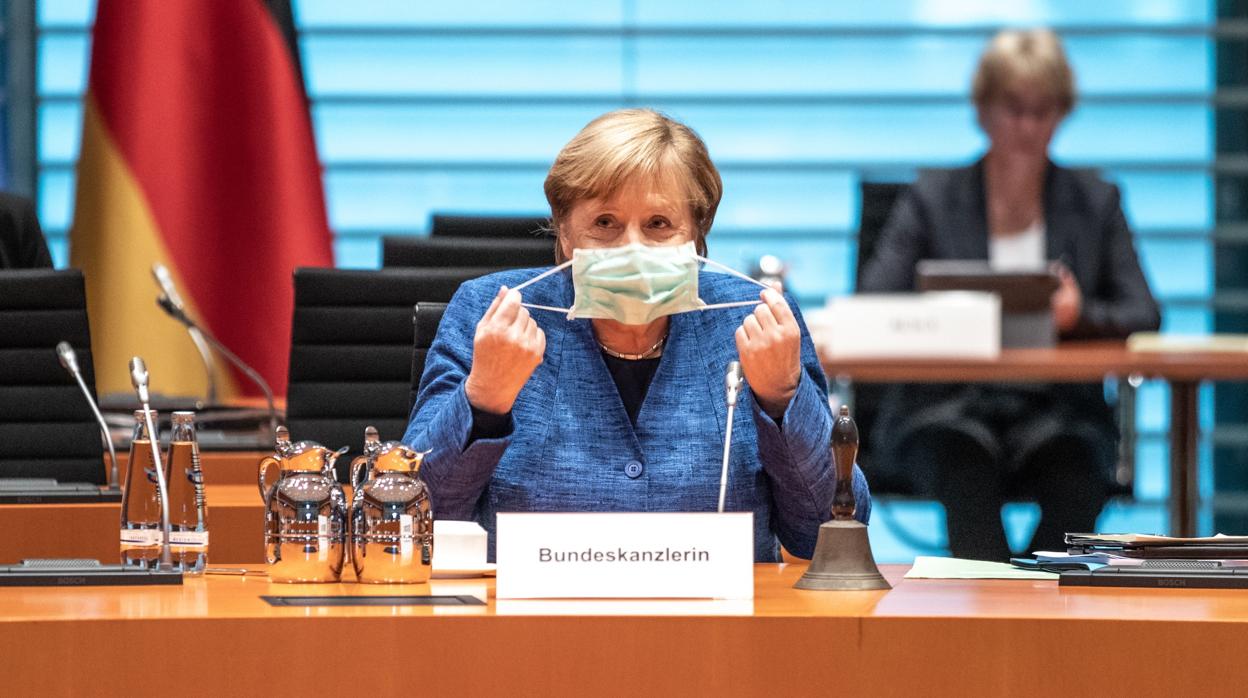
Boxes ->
[404,283,544,520]
[1064,185,1161,339]
[745,290,872,559]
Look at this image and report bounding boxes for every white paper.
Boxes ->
[904,556,1057,580]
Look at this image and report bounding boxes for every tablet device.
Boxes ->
[916,259,1059,313]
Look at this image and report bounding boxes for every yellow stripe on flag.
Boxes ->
[70,97,238,399]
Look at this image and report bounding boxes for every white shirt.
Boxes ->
[989,219,1046,271]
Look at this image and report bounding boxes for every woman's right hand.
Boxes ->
[464,286,546,415]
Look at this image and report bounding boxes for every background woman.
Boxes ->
[861,29,1160,561]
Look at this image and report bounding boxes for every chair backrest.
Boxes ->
[409,303,448,415]
[851,181,911,494]
[286,268,496,481]
[382,235,555,269]
[855,182,909,291]
[430,214,551,239]
[0,269,105,484]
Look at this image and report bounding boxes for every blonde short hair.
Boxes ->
[545,109,722,263]
[972,29,1076,116]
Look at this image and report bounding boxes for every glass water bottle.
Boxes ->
[166,411,209,574]
[120,410,163,569]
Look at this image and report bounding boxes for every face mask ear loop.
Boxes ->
[697,300,764,311]
[510,259,572,293]
[691,255,773,310]
[694,255,773,290]
[511,259,575,316]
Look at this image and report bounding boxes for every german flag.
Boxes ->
[71,0,333,399]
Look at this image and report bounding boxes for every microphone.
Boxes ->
[129,357,174,570]
[152,264,219,405]
[56,342,119,490]
[725,360,743,408]
[718,361,745,514]
[154,288,279,441]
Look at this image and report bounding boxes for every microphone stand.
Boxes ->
[55,342,119,490]
[718,361,744,514]
[155,296,279,441]
[130,357,174,570]
[152,264,219,405]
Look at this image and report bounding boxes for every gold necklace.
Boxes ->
[597,333,667,361]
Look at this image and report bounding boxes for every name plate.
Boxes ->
[495,512,754,600]
[822,292,1000,359]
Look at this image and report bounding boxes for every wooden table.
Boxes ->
[822,340,1248,536]
[3,563,1246,696]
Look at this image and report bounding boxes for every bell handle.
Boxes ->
[830,405,859,522]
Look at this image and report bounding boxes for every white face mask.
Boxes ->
[509,242,770,325]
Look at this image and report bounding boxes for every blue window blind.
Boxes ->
[36,0,1218,553]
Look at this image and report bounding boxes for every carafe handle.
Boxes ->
[349,455,369,492]
[258,456,278,504]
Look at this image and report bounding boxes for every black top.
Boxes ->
[600,353,661,425]
[0,193,52,269]
[468,351,661,442]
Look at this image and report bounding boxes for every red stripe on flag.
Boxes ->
[87,0,333,396]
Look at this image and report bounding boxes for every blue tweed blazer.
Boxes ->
[404,267,872,562]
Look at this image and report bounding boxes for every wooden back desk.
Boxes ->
[0,452,271,565]
[823,340,1248,536]
[4,563,1246,696]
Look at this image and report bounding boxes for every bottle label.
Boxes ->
[120,529,161,546]
[168,530,209,548]
[400,514,414,562]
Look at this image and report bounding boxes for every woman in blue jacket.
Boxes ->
[405,108,870,561]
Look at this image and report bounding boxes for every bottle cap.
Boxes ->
[133,409,157,419]
[171,411,195,425]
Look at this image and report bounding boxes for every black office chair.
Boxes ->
[285,268,496,481]
[430,214,551,239]
[409,303,448,415]
[382,235,555,269]
[0,269,105,484]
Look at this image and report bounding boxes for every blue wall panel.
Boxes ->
[302,36,624,97]
[632,1,1213,28]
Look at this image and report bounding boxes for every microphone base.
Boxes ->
[0,480,123,504]
[0,559,183,587]
[794,520,891,591]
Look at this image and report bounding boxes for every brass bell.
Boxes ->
[794,405,891,591]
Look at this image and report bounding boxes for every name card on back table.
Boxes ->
[495,512,754,600]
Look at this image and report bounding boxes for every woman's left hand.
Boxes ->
[1051,262,1083,333]
[735,288,802,419]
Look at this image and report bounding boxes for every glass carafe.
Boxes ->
[167,411,208,574]
[120,410,163,569]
